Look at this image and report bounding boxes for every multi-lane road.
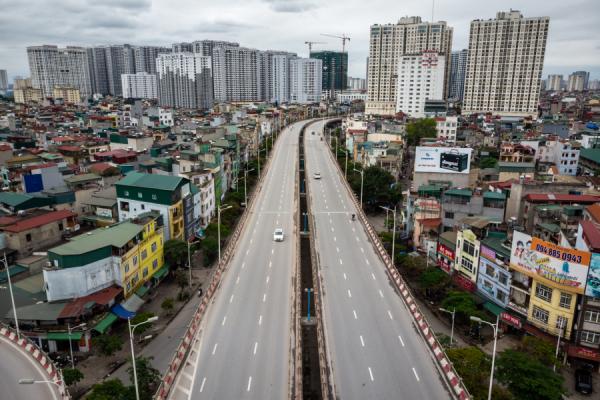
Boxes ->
[170,121,303,399]
[0,334,61,400]
[305,119,448,399]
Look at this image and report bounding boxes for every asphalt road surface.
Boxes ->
[305,119,449,399]
[0,334,61,400]
[170,121,303,399]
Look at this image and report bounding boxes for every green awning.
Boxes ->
[93,313,118,334]
[483,301,504,316]
[152,265,169,281]
[47,332,83,341]
[136,285,150,298]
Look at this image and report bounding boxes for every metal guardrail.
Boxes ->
[321,119,471,400]
[0,322,70,399]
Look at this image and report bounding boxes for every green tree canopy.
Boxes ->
[441,291,486,325]
[479,157,498,169]
[127,357,161,400]
[446,346,490,400]
[163,239,188,268]
[406,118,437,146]
[87,379,133,400]
[130,312,156,334]
[496,349,565,400]
[92,334,123,356]
[349,166,402,211]
[62,368,84,386]
[418,268,451,301]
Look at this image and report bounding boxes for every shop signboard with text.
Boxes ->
[414,146,472,174]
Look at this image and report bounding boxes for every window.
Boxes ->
[142,268,148,278]
[58,223,63,231]
[532,306,549,324]
[152,194,157,201]
[580,330,600,344]
[141,204,145,210]
[445,211,454,219]
[498,272,508,286]
[535,283,552,302]
[584,310,600,324]
[124,263,130,273]
[496,290,507,304]
[461,257,474,273]
[124,190,129,196]
[138,192,143,199]
[151,242,157,252]
[120,201,130,211]
[26,233,32,242]
[152,259,159,269]
[463,241,476,257]
[556,316,568,330]
[141,249,147,260]
[559,292,572,309]
[133,255,138,266]
[485,264,495,277]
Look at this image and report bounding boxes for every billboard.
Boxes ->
[510,231,591,294]
[414,147,472,174]
[585,253,600,298]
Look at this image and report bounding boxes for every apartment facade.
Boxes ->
[290,58,322,104]
[396,51,445,117]
[121,72,158,99]
[0,69,7,94]
[310,50,348,95]
[27,45,92,98]
[462,10,549,116]
[52,86,81,103]
[366,16,453,116]
[547,74,563,91]
[449,49,468,101]
[156,53,213,109]
[567,71,589,91]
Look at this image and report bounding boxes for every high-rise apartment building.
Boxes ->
[567,71,589,91]
[134,46,172,75]
[366,16,453,115]
[122,72,158,99]
[290,58,322,104]
[0,69,7,94]
[52,86,81,103]
[449,49,468,101]
[269,53,293,103]
[309,50,348,95]
[156,53,213,109]
[547,74,563,91]
[589,79,600,90]
[347,77,366,91]
[27,45,91,99]
[212,46,263,102]
[462,11,549,116]
[396,52,446,117]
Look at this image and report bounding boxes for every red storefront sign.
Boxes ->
[500,312,522,329]
[567,345,600,362]
[453,273,476,292]
[437,243,455,260]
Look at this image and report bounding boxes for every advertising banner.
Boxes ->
[437,242,454,273]
[585,253,600,298]
[414,146,472,174]
[510,231,591,294]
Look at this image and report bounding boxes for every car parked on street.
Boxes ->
[273,228,284,242]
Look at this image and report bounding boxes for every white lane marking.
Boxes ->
[371,273,376,280]
[333,236,336,242]
[336,247,340,253]
[398,335,405,347]
[352,227,355,232]
[368,367,374,381]
[212,343,218,355]
[253,228,256,234]
[246,249,250,255]
[276,220,279,225]
[347,289,352,298]
[271,249,274,254]
[269,260,272,268]
[343,273,347,280]
[355,236,359,242]
[412,368,420,382]
[241,262,246,270]
[266,275,270,284]
[360,335,365,347]
[258,315,262,325]
[229,294,234,303]
[387,310,393,320]
[263,293,267,302]
[253,342,258,355]
[379,290,384,298]
[353,310,358,319]
[366,259,370,265]
[339,258,343,265]
[331,227,334,232]
[236,275,240,284]
[221,316,227,326]
[247,376,252,391]
[199,377,207,392]
[360,247,364,253]
[250,238,253,245]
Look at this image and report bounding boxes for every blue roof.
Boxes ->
[111,304,136,319]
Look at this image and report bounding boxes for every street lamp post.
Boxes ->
[353,167,364,208]
[439,308,456,345]
[2,252,19,338]
[242,168,254,207]
[67,322,86,369]
[187,238,200,289]
[217,204,232,263]
[344,149,348,179]
[305,288,314,321]
[554,319,565,372]
[128,316,158,400]
[470,315,500,400]
[379,206,397,263]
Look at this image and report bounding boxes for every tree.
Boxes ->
[163,239,188,268]
[62,368,84,386]
[349,166,401,211]
[519,335,558,367]
[496,349,565,400]
[130,312,156,334]
[405,118,437,146]
[398,255,427,278]
[479,157,498,169]
[127,357,161,400]
[441,291,485,325]
[418,268,450,301]
[92,334,123,356]
[446,346,490,400]
[87,379,133,400]
[161,297,174,314]
[174,269,189,290]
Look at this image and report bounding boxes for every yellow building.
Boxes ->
[168,200,184,241]
[53,86,81,103]
[14,87,42,104]
[527,279,577,339]
[454,229,480,291]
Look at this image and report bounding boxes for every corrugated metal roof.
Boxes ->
[50,222,142,255]
[117,171,186,191]
[1,210,76,233]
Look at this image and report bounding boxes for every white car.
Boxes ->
[314,172,321,179]
[273,228,284,242]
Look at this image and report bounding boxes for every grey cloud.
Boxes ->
[88,0,152,11]
[263,0,317,13]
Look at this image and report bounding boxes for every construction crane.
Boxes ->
[320,33,351,96]
[305,41,326,56]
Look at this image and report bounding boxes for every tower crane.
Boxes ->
[320,33,351,96]
[304,41,326,55]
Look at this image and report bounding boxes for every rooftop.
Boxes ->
[0,209,75,233]
[525,193,600,203]
[445,188,472,197]
[117,171,187,191]
[50,222,143,256]
[580,148,600,165]
[581,220,600,251]
[587,203,600,223]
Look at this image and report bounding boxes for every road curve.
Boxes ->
[305,119,450,400]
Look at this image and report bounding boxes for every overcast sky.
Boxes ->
[1,0,599,82]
